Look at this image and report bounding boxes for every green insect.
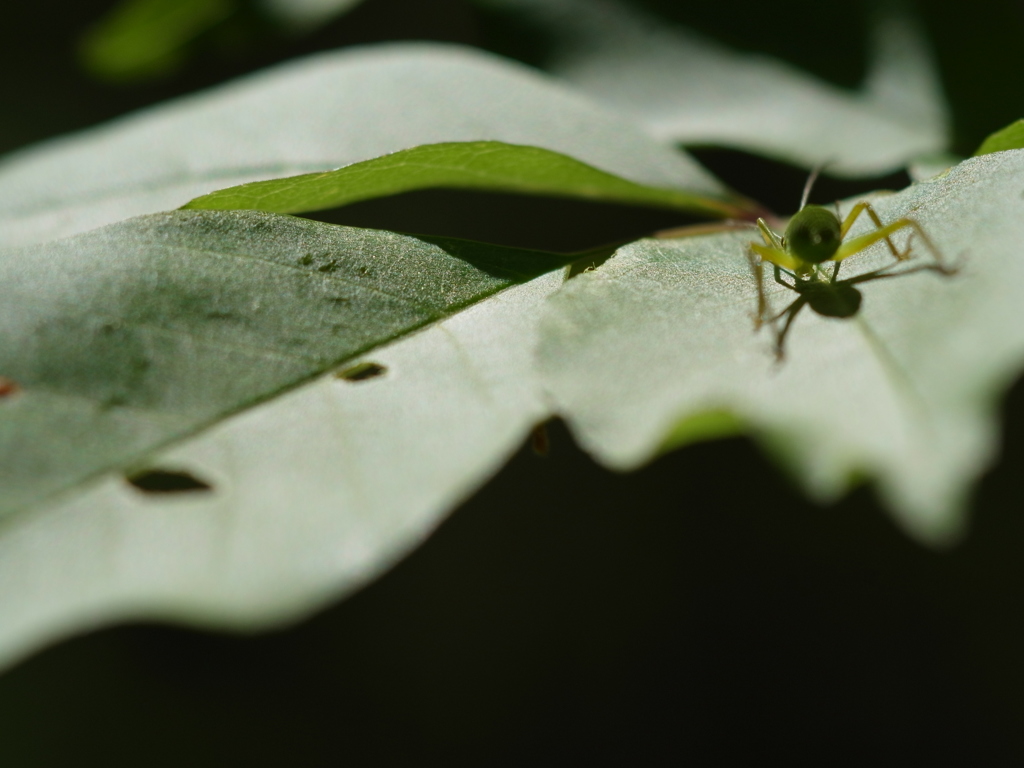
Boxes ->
[748,180,956,358]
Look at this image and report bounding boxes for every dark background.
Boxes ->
[3,0,1024,764]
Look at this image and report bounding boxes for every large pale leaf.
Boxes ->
[479,0,949,175]
[0,43,724,249]
[537,151,1024,544]
[0,269,562,672]
[0,209,567,519]
[184,140,749,218]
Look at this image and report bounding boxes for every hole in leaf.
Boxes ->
[337,362,388,382]
[126,469,213,494]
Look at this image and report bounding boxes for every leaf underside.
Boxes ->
[0,44,724,250]
[476,0,950,175]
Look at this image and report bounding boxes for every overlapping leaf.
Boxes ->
[975,119,1024,156]
[477,0,949,175]
[183,140,749,218]
[0,43,724,249]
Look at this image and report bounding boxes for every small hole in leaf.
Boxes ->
[337,362,387,382]
[0,377,21,398]
[126,469,213,494]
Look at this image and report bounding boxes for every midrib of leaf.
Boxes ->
[854,315,932,419]
[0,210,572,520]
[182,141,755,219]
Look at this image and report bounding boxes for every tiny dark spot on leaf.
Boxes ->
[206,310,234,320]
[318,260,339,273]
[126,469,213,494]
[530,422,551,457]
[359,266,372,276]
[102,394,128,409]
[336,362,387,382]
[0,377,20,398]
[298,254,315,266]
[326,296,350,304]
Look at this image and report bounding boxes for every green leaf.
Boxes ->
[183,140,751,219]
[260,0,367,29]
[0,209,568,520]
[478,0,949,175]
[537,151,1024,545]
[0,44,725,249]
[974,119,1024,156]
[79,0,236,82]
[0,267,564,671]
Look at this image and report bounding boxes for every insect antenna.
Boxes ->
[798,160,831,210]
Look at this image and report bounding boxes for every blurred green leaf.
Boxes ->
[183,140,753,219]
[974,119,1024,156]
[79,0,236,82]
[537,151,1024,545]
[79,0,369,82]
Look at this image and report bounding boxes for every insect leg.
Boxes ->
[774,297,808,361]
[772,264,797,289]
[838,201,905,262]
[746,246,769,328]
[844,261,952,286]
[751,243,801,271]
[835,218,954,273]
[757,218,784,249]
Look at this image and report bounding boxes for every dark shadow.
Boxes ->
[689,147,914,216]
[6,372,1024,763]
[304,187,700,254]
